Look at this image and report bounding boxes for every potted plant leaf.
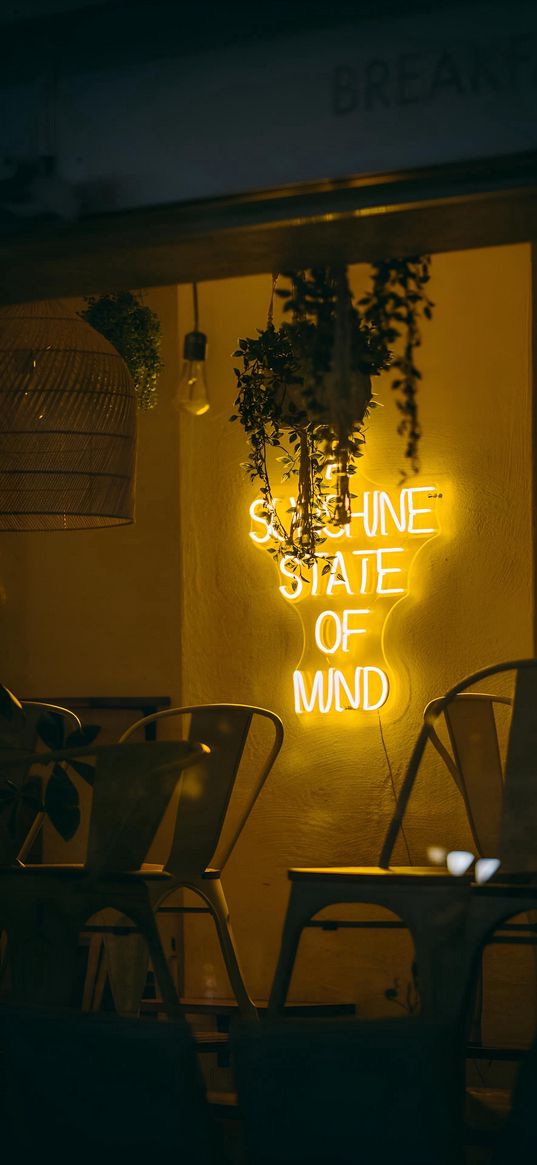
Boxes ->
[231,267,391,567]
[0,686,100,864]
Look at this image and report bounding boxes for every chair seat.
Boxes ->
[135,864,220,879]
[288,866,537,888]
[288,866,471,883]
[466,1086,512,1132]
[0,864,89,876]
[0,862,221,876]
[137,866,221,879]
[0,864,173,882]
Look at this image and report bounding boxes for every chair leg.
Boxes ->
[104,924,149,1017]
[133,899,184,1022]
[468,962,484,1044]
[92,944,109,1012]
[200,879,258,1019]
[0,929,9,986]
[81,934,104,1012]
[268,885,311,1016]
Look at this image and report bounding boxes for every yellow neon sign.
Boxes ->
[249,469,441,716]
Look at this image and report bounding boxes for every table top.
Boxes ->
[288,865,537,893]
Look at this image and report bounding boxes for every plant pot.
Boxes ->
[279,370,373,435]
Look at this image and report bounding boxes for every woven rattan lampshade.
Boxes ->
[0,300,137,530]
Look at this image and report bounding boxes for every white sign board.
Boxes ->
[0,2,535,215]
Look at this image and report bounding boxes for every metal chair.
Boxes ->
[87,704,284,1018]
[427,685,537,1053]
[0,739,208,1018]
[268,659,537,1031]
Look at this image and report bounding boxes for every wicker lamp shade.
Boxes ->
[0,300,137,531]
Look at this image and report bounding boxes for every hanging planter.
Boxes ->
[80,291,162,411]
[231,267,391,567]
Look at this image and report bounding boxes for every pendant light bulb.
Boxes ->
[175,283,210,416]
[176,331,209,415]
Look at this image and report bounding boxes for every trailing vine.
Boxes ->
[231,268,390,568]
[81,291,163,410]
[359,256,434,475]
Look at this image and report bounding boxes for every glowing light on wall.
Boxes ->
[293,666,389,714]
[249,468,441,716]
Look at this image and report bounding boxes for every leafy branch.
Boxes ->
[359,257,434,476]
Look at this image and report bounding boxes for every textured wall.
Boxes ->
[0,250,532,1028]
[177,245,533,1018]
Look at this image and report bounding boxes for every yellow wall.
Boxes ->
[177,245,533,1014]
[0,247,532,1027]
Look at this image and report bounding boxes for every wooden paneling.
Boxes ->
[1,152,536,304]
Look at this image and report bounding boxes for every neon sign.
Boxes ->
[249,469,440,715]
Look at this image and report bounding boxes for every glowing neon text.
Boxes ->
[249,477,440,716]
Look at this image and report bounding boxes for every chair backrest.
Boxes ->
[21,700,82,744]
[0,692,82,754]
[426,692,510,855]
[379,659,537,870]
[1,740,208,875]
[119,704,284,877]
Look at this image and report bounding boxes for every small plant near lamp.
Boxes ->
[81,291,162,410]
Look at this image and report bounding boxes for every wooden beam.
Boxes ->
[1,152,536,303]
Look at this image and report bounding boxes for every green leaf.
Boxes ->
[66,724,100,748]
[35,712,64,751]
[68,759,96,786]
[44,765,80,840]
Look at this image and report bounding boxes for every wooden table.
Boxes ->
[268,866,537,1029]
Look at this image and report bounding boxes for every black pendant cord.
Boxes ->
[192,282,199,332]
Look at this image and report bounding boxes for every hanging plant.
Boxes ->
[80,291,162,410]
[359,256,434,475]
[231,267,391,567]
